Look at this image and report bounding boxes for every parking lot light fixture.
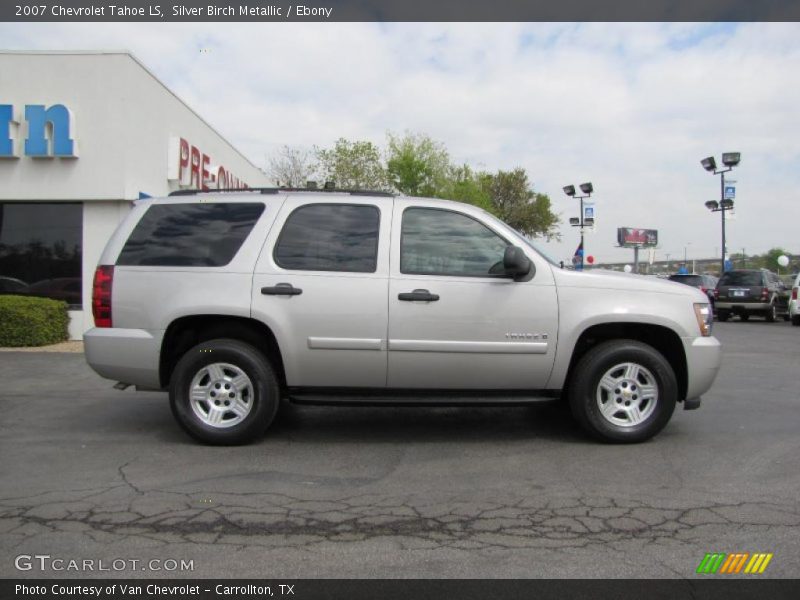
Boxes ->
[701,156,717,172]
[722,152,741,167]
[563,182,594,270]
[701,152,740,275]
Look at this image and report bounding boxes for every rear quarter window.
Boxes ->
[117,202,265,267]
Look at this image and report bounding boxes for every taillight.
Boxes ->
[92,265,114,328]
[793,287,798,300]
[700,286,707,294]
[761,287,769,301]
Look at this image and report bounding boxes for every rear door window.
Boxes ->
[273,204,380,273]
[118,202,265,267]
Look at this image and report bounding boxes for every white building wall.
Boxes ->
[0,51,271,338]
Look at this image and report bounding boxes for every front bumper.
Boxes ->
[682,335,722,400]
[84,327,164,389]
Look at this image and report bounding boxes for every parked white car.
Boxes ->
[84,189,721,445]
[790,272,800,326]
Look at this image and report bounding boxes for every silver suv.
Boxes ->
[85,189,721,445]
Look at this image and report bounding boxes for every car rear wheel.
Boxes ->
[793,315,800,327]
[567,340,677,443]
[717,311,730,322]
[765,303,777,322]
[169,339,280,445]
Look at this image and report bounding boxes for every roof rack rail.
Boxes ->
[168,187,395,197]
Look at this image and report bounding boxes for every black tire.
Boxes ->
[782,313,790,322]
[169,339,280,445]
[765,303,777,322]
[739,313,750,322]
[792,315,800,327]
[717,311,730,322]
[567,340,677,443]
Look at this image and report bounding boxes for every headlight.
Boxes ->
[694,303,713,337]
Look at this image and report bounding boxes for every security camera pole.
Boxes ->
[701,153,740,275]
[563,182,594,270]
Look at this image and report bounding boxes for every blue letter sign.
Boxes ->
[24,104,77,157]
[0,104,15,157]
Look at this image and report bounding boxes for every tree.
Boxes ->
[315,138,390,190]
[266,145,315,187]
[386,132,451,197]
[759,247,792,272]
[438,164,494,212]
[484,168,560,239]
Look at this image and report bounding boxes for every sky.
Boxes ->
[2,22,799,264]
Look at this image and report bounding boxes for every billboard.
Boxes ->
[617,227,658,248]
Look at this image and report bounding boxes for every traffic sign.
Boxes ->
[724,186,735,200]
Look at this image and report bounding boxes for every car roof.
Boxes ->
[140,189,470,212]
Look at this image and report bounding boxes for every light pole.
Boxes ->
[563,182,593,270]
[701,153,740,275]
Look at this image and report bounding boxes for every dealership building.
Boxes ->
[0,51,269,338]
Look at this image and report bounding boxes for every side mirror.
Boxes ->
[503,246,532,280]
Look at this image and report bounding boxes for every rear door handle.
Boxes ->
[398,289,439,302]
[261,283,303,296]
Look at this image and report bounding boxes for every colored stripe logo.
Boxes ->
[696,552,773,574]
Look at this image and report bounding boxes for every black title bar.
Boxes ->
[2,0,800,22]
[3,579,800,600]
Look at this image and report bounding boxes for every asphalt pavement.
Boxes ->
[1,320,799,579]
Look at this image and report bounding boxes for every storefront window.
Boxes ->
[0,203,83,308]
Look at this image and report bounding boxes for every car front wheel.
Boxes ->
[568,340,677,443]
[169,339,280,445]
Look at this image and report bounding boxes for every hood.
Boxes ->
[552,268,709,302]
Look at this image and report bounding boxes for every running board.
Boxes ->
[287,390,560,406]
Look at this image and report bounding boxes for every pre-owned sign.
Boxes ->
[167,136,249,190]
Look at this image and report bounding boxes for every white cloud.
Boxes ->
[2,21,798,262]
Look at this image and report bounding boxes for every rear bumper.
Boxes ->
[715,301,770,312]
[682,335,722,400]
[84,327,164,389]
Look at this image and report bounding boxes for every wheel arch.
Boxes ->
[160,315,286,390]
[562,322,688,401]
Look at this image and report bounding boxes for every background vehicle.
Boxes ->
[714,269,789,322]
[789,272,800,326]
[84,189,721,446]
[668,273,718,310]
[0,275,28,294]
[22,277,82,306]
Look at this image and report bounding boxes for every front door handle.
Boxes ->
[398,289,439,302]
[261,283,303,296]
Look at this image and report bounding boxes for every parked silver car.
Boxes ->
[85,189,721,445]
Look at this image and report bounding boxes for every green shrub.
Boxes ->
[0,295,70,347]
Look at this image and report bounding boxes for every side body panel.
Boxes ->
[250,195,392,388]
[386,198,559,390]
